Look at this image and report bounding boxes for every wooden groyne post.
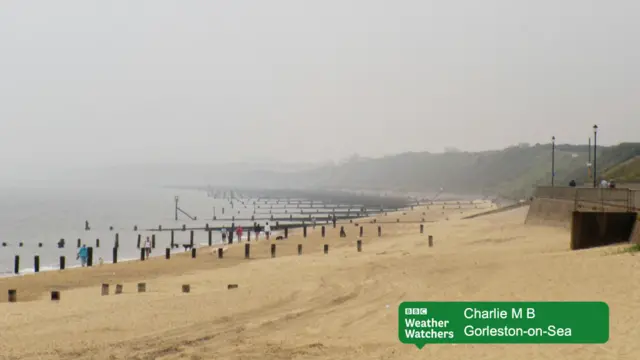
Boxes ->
[8,289,17,303]
[87,247,93,267]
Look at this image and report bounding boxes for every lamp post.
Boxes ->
[588,137,591,180]
[551,136,555,187]
[593,125,598,188]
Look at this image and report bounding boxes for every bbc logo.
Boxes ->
[405,308,428,315]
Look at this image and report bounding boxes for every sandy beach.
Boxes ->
[1,202,638,359]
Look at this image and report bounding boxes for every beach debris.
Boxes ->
[227,284,238,290]
[8,289,17,303]
[182,284,191,293]
[51,291,60,301]
[101,284,109,296]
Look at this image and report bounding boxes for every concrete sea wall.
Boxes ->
[525,198,575,228]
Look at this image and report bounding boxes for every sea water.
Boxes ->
[0,185,273,276]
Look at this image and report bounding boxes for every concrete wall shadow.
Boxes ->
[570,211,637,250]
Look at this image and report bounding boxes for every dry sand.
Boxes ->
[1,202,639,360]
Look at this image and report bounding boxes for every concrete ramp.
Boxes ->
[570,211,637,250]
[525,198,575,228]
[462,201,529,220]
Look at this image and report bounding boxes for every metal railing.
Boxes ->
[534,186,637,212]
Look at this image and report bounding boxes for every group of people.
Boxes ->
[220,222,272,244]
[599,179,617,188]
[74,221,286,266]
[76,236,153,266]
[568,179,617,188]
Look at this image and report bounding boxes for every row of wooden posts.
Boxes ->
[9,224,434,274]
[6,227,435,302]
[6,281,241,303]
[2,206,472,249]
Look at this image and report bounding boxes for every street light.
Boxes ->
[588,137,591,180]
[551,136,556,187]
[593,125,598,188]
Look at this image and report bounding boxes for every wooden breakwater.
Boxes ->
[1,219,440,298]
[0,190,487,277]
[177,187,411,209]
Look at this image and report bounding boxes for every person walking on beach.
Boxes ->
[264,222,271,241]
[144,236,152,259]
[253,223,261,241]
[229,223,235,244]
[221,227,227,244]
[236,226,243,243]
[77,244,88,267]
[312,216,317,229]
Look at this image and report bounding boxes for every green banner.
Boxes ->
[399,301,609,348]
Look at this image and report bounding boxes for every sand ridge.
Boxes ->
[1,203,639,359]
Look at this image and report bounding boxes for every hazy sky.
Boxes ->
[1,0,639,173]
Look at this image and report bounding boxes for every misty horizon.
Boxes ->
[2,0,639,183]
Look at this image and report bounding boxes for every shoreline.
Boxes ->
[0,203,467,303]
[0,230,287,279]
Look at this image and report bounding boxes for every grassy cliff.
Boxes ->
[603,156,640,182]
[283,143,640,199]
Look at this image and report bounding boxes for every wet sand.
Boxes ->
[1,202,639,359]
